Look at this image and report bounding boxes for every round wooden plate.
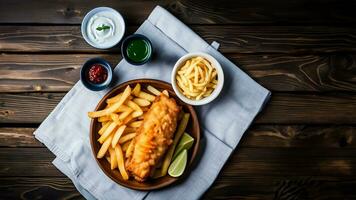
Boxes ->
[90,79,200,190]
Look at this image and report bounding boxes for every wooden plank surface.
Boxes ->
[1,26,356,54]
[1,126,356,148]
[1,92,355,124]
[1,146,356,177]
[0,0,355,25]
[0,177,84,200]
[0,125,356,148]
[1,53,356,93]
[1,176,355,200]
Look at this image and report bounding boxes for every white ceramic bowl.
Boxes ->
[171,52,224,106]
[81,7,125,49]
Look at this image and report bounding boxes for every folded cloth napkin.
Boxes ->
[34,6,270,200]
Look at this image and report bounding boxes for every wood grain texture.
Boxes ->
[1,26,356,54]
[1,146,356,177]
[1,126,355,148]
[0,127,39,147]
[0,177,84,200]
[0,176,355,200]
[1,92,355,124]
[0,0,355,25]
[204,176,356,200]
[1,53,356,93]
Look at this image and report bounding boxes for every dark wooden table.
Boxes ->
[0,1,356,199]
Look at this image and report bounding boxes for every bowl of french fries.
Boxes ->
[88,79,200,190]
[171,52,224,105]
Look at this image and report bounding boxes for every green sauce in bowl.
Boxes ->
[121,34,152,65]
[126,39,151,63]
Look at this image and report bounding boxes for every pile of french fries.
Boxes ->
[176,56,218,100]
[88,83,169,180]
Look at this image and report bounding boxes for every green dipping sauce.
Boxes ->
[126,39,151,63]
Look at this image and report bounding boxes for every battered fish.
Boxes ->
[126,94,181,182]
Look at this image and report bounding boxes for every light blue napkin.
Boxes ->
[34,6,270,200]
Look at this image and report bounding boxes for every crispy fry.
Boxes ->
[162,90,169,97]
[132,83,141,96]
[131,110,143,118]
[128,121,142,128]
[147,85,161,96]
[115,145,129,180]
[119,109,133,120]
[88,86,131,118]
[109,148,118,170]
[97,135,113,158]
[127,100,142,112]
[121,141,131,151]
[125,140,134,158]
[133,98,151,107]
[106,92,123,104]
[111,125,126,148]
[98,122,117,144]
[98,122,111,135]
[114,104,131,113]
[138,91,156,102]
[119,133,136,144]
[98,116,110,122]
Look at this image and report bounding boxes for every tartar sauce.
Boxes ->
[85,10,124,48]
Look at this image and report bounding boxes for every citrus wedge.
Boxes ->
[173,132,194,159]
[168,149,187,177]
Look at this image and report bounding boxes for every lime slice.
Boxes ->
[173,132,194,159]
[168,149,187,177]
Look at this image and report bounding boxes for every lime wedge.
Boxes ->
[173,132,194,159]
[168,149,187,177]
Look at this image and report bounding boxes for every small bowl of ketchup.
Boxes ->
[80,57,113,91]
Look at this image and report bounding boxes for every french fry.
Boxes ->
[119,109,133,120]
[162,90,169,97]
[110,113,121,123]
[88,86,131,118]
[126,100,142,112]
[131,110,143,118]
[115,145,129,180]
[121,141,131,151]
[125,140,134,158]
[147,85,161,96]
[97,135,113,158]
[128,121,142,128]
[138,91,156,102]
[115,104,131,113]
[98,116,110,122]
[119,133,136,144]
[98,122,117,144]
[133,98,151,107]
[132,83,141,96]
[109,148,118,170]
[98,121,111,135]
[111,125,126,148]
[161,113,190,176]
[106,92,123,104]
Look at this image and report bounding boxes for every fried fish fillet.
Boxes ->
[126,94,180,182]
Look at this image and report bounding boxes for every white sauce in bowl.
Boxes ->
[82,8,125,49]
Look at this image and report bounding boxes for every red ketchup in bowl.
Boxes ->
[88,64,108,84]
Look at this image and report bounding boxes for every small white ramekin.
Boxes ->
[171,52,224,106]
[81,7,125,49]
